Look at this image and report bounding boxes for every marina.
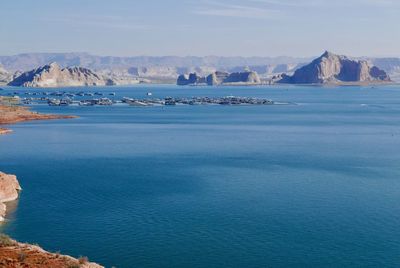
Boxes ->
[2,90,276,107]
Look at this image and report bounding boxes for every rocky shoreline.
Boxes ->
[0,172,21,222]
[0,104,76,133]
[0,235,103,268]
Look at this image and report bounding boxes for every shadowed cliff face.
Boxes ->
[279,51,391,84]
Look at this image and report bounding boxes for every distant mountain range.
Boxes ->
[0,53,310,72]
[1,52,399,87]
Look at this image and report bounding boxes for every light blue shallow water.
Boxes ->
[1,85,400,267]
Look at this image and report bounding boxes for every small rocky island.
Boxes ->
[177,71,261,86]
[277,51,391,84]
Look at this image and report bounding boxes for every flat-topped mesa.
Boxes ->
[217,71,261,85]
[278,51,391,84]
[177,71,261,86]
[0,172,21,221]
[8,62,115,87]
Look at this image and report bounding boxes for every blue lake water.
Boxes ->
[1,85,400,267]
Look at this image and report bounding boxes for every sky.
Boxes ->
[0,0,399,57]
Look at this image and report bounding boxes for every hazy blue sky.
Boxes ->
[1,0,399,57]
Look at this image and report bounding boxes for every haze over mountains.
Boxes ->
[0,52,399,87]
[0,53,310,71]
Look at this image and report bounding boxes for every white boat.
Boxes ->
[129,100,151,107]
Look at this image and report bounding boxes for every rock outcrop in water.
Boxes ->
[8,62,114,87]
[177,71,261,86]
[0,172,21,221]
[278,51,391,84]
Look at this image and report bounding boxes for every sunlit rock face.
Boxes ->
[279,51,391,84]
[8,62,114,87]
[0,172,21,221]
[177,71,261,86]
[0,65,13,85]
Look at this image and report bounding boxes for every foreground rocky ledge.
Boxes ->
[0,173,103,267]
[0,234,103,268]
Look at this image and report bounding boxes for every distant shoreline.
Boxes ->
[2,81,399,90]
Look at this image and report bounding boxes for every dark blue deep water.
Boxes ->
[1,85,400,267]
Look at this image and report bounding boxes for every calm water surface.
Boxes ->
[1,85,400,267]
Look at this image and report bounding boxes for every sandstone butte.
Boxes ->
[0,104,104,267]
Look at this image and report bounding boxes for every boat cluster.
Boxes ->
[48,98,114,106]
[2,90,274,107]
[3,90,117,106]
[5,90,115,97]
[122,96,274,106]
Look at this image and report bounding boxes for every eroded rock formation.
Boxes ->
[178,71,261,86]
[177,73,206,85]
[279,51,391,84]
[8,62,114,87]
[0,172,21,221]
